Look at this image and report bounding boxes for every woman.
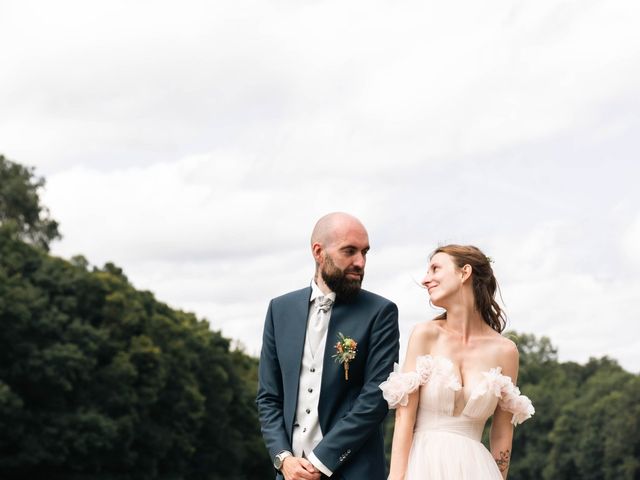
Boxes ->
[380,245,534,479]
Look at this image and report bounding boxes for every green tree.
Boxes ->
[544,359,640,480]
[0,222,270,479]
[0,154,60,250]
[503,332,575,480]
[0,156,271,478]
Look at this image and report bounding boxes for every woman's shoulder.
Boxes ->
[404,319,443,358]
[410,319,444,342]
[482,327,518,352]
[497,334,519,359]
[490,334,519,378]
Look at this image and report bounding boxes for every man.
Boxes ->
[257,212,400,480]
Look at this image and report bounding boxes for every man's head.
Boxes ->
[311,212,370,301]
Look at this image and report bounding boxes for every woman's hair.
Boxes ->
[431,244,506,333]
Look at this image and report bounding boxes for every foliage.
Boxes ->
[492,333,639,480]
[0,228,270,479]
[0,155,60,250]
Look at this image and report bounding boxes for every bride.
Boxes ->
[380,245,534,479]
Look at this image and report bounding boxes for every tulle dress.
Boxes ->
[379,355,534,479]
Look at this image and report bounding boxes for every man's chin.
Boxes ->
[321,267,363,301]
[336,281,362,302]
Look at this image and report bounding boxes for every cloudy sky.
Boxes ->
[1,0,639,371]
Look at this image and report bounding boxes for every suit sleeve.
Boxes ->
[256,300,291,461]
[312,301,400,472]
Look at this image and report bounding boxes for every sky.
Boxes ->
[1,0,639,372]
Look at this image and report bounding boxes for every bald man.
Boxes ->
[257,213,400,480]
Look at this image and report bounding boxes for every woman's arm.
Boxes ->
[489,341,520,479]
[490,403,515,479]
[386,323,435,480]
[387,388,419,479]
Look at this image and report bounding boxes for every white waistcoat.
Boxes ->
[292,289,334,458]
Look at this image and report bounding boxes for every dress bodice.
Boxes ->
[379,355,534,441]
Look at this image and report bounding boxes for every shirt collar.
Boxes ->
[310,280,336,303]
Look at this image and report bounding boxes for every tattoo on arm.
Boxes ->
[495,449,510,473]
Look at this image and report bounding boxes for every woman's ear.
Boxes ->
[461,264,472,283]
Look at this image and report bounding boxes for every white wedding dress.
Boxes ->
[380,355,534,479]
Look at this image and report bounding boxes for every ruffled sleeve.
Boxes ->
[473,367,535,425]
[499,383,535,426]
[378,363,420,408]
[379,355,461,409]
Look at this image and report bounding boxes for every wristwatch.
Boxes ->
[274,450,292,470]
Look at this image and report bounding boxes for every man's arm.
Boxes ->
[312,302,400,473]
[256,300,291,460]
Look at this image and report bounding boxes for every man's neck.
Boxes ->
[314,274,332,295]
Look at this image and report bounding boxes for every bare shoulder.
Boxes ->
[494,334,519,378]
[493,333,518,355]
[410,319,442,342]
[404,320,441,362]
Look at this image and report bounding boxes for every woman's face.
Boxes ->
[422,252,463,307]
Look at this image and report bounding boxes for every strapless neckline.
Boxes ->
[414,354,508,414]
[379,353,534,426]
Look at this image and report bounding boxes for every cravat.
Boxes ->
[310,296,333,356]
[316,296,334,317]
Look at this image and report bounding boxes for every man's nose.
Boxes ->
[353,252,366,269]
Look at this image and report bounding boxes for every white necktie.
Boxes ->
[310,296,333,356]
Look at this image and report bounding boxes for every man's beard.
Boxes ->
[321,254,364,302]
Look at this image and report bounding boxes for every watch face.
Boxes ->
[274,455,283,469]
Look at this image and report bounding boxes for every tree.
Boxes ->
[0,226,271,479]
[544,361,640,480]
[0,154,60,250]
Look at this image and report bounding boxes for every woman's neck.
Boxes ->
[443,303,487,343]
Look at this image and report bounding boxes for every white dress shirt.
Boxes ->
[291,281,335,477]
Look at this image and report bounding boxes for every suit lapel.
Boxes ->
[287,287,312,428]
[320,301,350,398]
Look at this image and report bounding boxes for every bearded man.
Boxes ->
[257,212,400,480]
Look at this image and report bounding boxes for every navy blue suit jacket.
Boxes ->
[257,287,399,480]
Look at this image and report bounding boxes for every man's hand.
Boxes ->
[281,456,322,480]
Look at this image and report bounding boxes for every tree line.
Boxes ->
[1,155,639,479]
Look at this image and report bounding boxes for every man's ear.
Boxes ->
[312,243,324,264]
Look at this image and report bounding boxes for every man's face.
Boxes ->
[320,226,369,301]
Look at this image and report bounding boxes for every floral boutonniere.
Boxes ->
[333,332,357,380]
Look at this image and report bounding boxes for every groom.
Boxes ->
[257,212,400,480]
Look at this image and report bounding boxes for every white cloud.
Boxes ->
[2,0,640,372]
[622,214,640,266]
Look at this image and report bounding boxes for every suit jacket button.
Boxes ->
[310,368,316,372]
[306,408,311,414]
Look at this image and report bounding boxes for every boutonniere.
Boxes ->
[333,332,357,380]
